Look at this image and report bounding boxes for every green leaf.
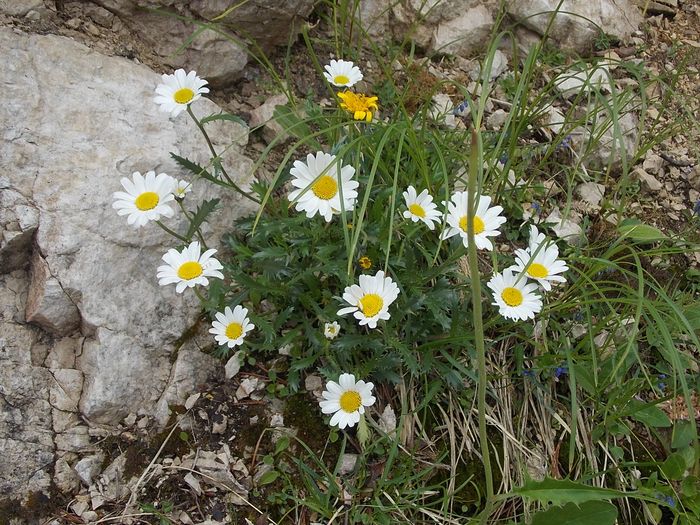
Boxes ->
[357,413,370,449]
[513,478,625,505]
[273,104,316,144]
[618,221,667,242]
[185,198,220,240]
[258,469,280,485]
[672,420,696,449]
[625,399,672,428]
[199,112,246,127]
[531,501,618,525]
[661,452,687,480]
[274,435,290,455]
[170,153,229,188]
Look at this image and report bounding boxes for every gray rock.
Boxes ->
[249,94,291,144]
[432,5,494,56]
[0,188,39,274]
[0,0,44,16]
[546,207,585,245]
[55,425,91,453]
[507,0,643,55]
[74,453,106,486]
[54,455,81,494]
[570,110,639,172]
[49,368,84,412]
[225,350,245,379]
[25,251,81,337]
[576,182,606,208]
[487,109,508,130]
[554,66,612,99]
[1,28,255,428]
[634,167,663,192]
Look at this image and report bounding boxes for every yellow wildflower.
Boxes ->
[337,91,378,122]
[358,256,372,270]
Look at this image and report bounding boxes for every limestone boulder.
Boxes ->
[0,26,255,428]
[507,0,643,55]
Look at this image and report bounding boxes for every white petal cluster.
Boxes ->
[487,269,542,321]
[323,59,363,88]
[154,69,209,117]
[210,305,254,348]
[440,192,506,250]
[402,186,441,230]
[288,152,359,223]
[112,171,176,227]
[319,373,376,429]
[337,270,400,329]
[510,225,569,291]
[157,241,224,293]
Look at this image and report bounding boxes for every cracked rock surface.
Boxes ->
[0,26,255,504]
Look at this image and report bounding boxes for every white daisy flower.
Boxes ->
[173,179,193,199]
[157,241,224,293]
[402,186,441,230]
[112,171,176,228]
[510,226,568,291]
[337,270,400,329]
[487,269,542,321]
[209,305,254,348]
[154,69,209,117]
[288,152,359,223]
[440,192,506,251]
[319,373,376,429]
[324,321,341,340]
[323,59,363,88]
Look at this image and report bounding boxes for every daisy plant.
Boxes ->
[210,305,255,348]
[112,171,176,227]
[319,373,375,429]
[157,241,224,294]
[337,90,378,122]
[154,69,209,117]
[441,192,506,250]
[402,185,441,230]
[323,59,363,88]
[510,225,568,291]
[337,270,400,329]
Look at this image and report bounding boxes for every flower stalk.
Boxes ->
[467,128,494,522]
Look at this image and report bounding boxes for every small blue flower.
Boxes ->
[453,100,469,115]
[573,311,584,322]
[499,152,509,165]
[694,200,700,216]
[522,369,535,378]
[531,202,541,215]
[554,366,568,378]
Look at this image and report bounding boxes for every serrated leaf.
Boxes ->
[199,112,246,127]
[170,153,229,188]
[618,222,666,242]
[185,198,220,240]
[531,501,618,525]
[357,413,370,449]
[513,478,625,505]
[257,469,280,485]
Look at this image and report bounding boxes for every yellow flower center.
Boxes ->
[459,215,485,234]
[527,263,549,279]
[225,322,243,340]
[333,74,350,85]
[339,390,362,413]
[338,91,378,122]
[409,203,426,218]
[134,191,159,211]
[358,256,372,270]
[501,287,524,307]
[173,87,195,104]
[177,261,203,280]
[311,175,338,200]
[359,293,383,317]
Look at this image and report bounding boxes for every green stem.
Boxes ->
[155,220,187,242]
[177,200,208,249]
[186,105,260,205]
[467,128,494,523]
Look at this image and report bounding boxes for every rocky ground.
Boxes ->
[1,0,698,524]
